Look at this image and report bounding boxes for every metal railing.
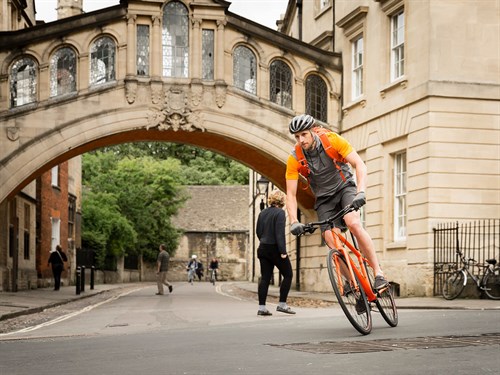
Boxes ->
[433,219,500,296]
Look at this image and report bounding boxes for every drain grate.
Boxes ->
[267,333,500,354]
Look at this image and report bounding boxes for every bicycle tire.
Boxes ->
[483,266,500,300]
[442,270,465,300]
[363,260,398,327]
[327,249,372,335]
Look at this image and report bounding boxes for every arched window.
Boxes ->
[305,74,327,122]
[270,60,292,108]
[10,57,37,108]
[233,45,256,94]
[50,47,77,97]
[90,36,116,85]
[162,1,189,77]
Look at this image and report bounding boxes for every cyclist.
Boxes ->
[285,114,388,291]
[209,258,219,281]
[186,255,201,284]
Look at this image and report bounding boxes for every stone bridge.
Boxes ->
[0,0,342,209]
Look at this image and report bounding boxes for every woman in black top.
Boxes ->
[256,189,295,316]
[48,245,67,291]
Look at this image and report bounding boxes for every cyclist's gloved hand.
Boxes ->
[352,191,366,209]
[291,222,306,236]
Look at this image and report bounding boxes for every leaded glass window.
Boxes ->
[270,60,292,108]
[137,25,150,76]
[50,47,76,97]
[90,36,116,85]
[233,45,256,94]
[10,57,37,108]
[162,1,189,77]
[202,29,214,80]
[305,74,327,122]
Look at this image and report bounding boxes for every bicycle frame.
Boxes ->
[330,230,378,303]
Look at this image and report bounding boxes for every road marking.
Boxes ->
[0,287,143,337]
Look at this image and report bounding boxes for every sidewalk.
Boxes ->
[1,281,499,322]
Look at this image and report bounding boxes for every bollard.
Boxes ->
[81,265,86,292]
[76,267,81,295]
[90,266,95,290]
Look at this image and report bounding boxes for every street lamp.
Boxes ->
[251,174,269,283]
[256,176,269,211]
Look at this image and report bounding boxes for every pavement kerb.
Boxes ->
[228,282,500,311]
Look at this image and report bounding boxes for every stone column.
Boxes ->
[38,63,50,101]
[191,17,202,80]
[151,15,162,79]
[215,20,226,82]
[126,14,137,77]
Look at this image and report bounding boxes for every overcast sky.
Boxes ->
[35,0,289,29]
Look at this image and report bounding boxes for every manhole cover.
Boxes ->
[267,333,500,354]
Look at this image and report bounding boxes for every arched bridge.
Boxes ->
[0,0,341,208]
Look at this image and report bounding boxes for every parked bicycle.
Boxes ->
[298,205,398,335]
[442,248,500,300]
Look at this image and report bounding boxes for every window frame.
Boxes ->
[50,46,77,97]
[390,10,405,81]
[269,59,293,109]
[351,36,364,100]
[233,45,257,95]
[136,24,150,76]
[9,56,37,108]
[305,74,328,123]
[162,1,189,78]
[89,36,116,86]
[393,151,407,241]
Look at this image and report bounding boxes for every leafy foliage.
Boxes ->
[82,142,248,267]
[82,151,187,265]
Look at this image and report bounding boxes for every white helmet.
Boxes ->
[191,255,197,259]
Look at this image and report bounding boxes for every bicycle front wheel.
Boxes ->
[327,249,372,335]
[483,267,500,300]
[442,270,465,300]
[363,260,398,327]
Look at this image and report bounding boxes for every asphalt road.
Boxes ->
[0,282,499,375]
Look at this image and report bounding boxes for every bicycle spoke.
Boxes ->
[327,249,372,335]
[442,271,465,300]
[483,267,500,300]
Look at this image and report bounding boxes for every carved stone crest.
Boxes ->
[147,87,205,132]
[7,127,19,141]
[215,82,227,108]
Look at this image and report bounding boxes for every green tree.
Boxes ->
[82,152,187,264]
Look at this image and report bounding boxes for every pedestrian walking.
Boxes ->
[48,244,67,291]
[156,244,173,295]
[256,189,295,316]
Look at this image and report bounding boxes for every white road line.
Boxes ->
[0,287,143,337]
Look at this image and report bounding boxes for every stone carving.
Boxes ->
[151,81,163,104]
[190,83,203,107]
[125,79,137,104]
[147,86,205,132]
[7,127,19,141]
[215,82,227,108]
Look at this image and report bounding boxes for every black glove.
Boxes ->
[291,222,306,236]
[352,191,366,209]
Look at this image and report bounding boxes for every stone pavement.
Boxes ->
[1,281,499,322]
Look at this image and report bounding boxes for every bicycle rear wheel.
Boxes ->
[483,267,500,300]
[442,270,465,300]
[327,249,372,335]
[363,260,398,327]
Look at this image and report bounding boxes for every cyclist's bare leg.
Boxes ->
[343,211,384,277]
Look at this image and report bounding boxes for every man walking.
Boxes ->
[156,244,173,295]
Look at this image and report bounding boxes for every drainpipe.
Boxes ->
[297,0,303,41]
[332,0,335,51]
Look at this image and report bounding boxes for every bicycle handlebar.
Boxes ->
[300,205,358,235]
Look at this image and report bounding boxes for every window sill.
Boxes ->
[380,76,408,98]
[315,4,332,20]
[386,241,406,250]
[342,96,366,117]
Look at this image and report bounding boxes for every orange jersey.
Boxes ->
[286,132,353,180]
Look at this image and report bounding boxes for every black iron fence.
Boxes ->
[433,219,500,296]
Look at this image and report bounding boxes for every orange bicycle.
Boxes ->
[299,205,398,335]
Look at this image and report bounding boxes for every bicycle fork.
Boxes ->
[333,232,378,303]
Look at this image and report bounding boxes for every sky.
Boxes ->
[35,0,289,29]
